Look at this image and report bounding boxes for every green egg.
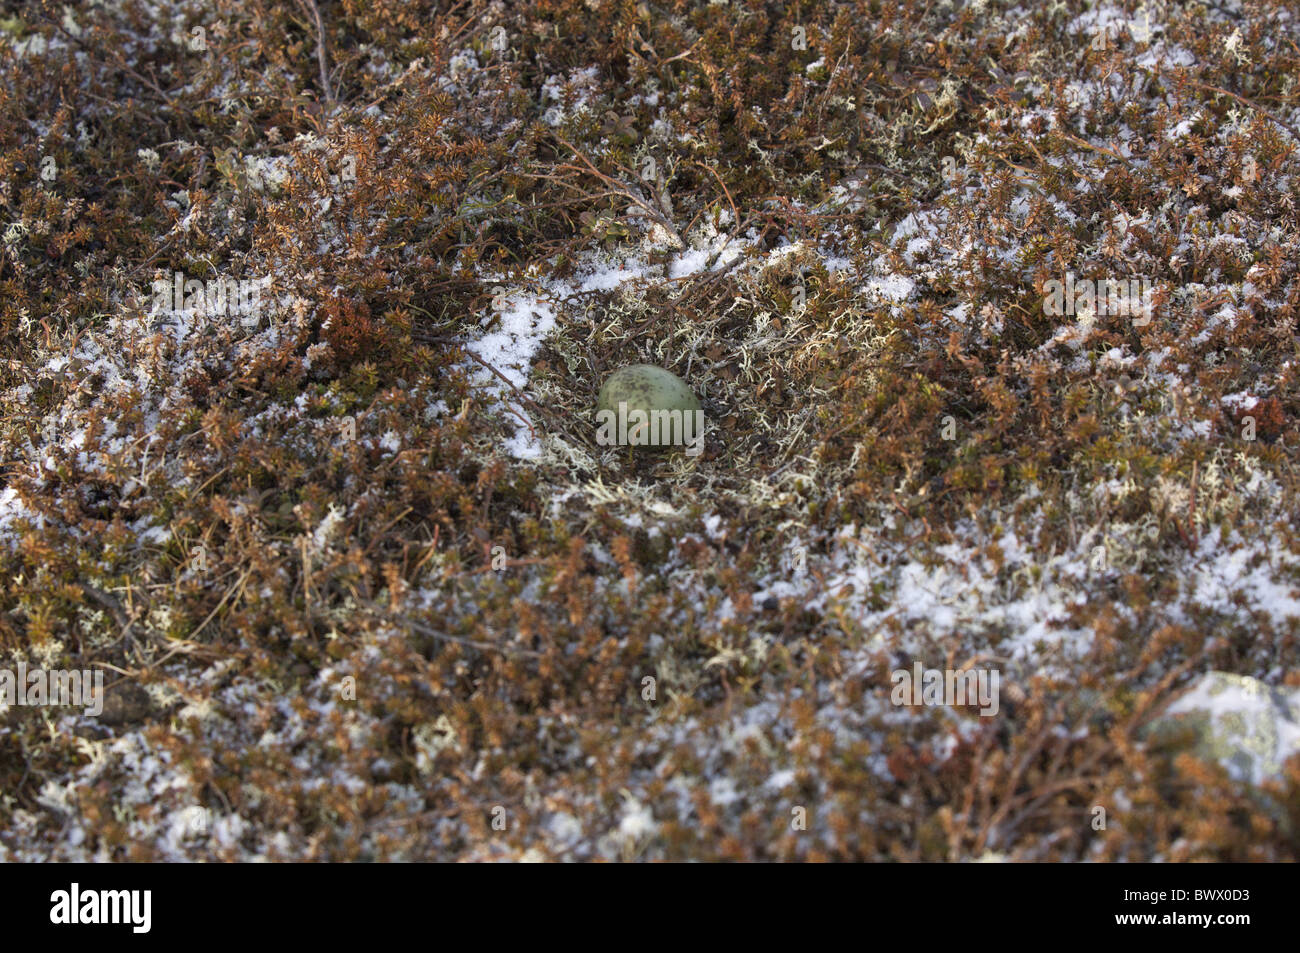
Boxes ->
[596,364,703,451]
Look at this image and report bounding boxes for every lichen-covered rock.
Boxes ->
[1143,672,1300,787]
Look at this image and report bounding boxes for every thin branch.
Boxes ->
[294,0,336,107]
[407,619,542,659]
[1188,79,1300,148]
[552,133,686,248]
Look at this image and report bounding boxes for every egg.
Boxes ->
[596,364,703,451]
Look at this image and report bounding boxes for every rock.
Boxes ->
[1143,671,1300,788]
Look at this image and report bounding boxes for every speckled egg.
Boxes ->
[596,364,702,450]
